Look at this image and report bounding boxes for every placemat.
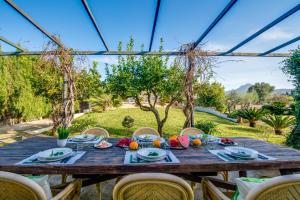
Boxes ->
[16,151,86,165]
[209,149,277,162]
[124,150,180,165]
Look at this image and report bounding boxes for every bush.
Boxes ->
[69,115,99,133]
[262,102,290,115]
[227,110,239,119]
[112,96,123,108]
[195,121,218,134]
[122,115,134,129]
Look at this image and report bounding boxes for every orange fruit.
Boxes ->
[153,139,161,148]
[129,141,139,150]
[169,135,177,141]
[192,138,202,146]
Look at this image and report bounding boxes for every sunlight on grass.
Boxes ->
[70,108,287,145]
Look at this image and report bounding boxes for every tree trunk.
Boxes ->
[237,116,243,124]
[250,121,256,127]
[275,129,282,135]
[62,70,68,128]
[183,53,195,128]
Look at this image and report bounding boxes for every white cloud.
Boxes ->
[203,42,230,52]
[258,27,294,41]
[92,56,118,65]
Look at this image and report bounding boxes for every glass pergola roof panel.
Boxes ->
[0,0,50,51]
[0,41,17,52]
[151,0,230,51]
[13,0,105,51]
[88,0,156,51]
[237,11,300,53]
[202,0,300,52]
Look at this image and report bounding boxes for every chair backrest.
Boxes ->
[0,171,47,200]
[113,173,194,200]
[180,127,204,136]
[246,174,300,200]
[132,127,160,137]
[82,127,110,137]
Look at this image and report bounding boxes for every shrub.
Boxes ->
[262,102,290,115]
[69,115,99,133]
[195,121,218,134]
[112,96,123,108]
[122,116,134,129]
[237,108,265,127]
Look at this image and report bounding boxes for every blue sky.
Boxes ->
[1,0,299,90]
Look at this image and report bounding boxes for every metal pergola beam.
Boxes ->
[259,36,300,56]
[4,0,63,47]
[0,50,290,57]
[81,0,109,51]
[0,36,26,52]
[193,0,238,49]
[149,0,161,51]
[221,3,300,55]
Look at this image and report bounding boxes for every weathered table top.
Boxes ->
[0,137,300,175]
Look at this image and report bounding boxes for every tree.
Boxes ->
[239,91,259,108]
[262,115,295,135]
[0,55,50,124]
[106,38,184,135]
[237,108,265,127]
[195,82,226,112]
[225,91,241,113]
[265,94,294,106]
[248,82,275,103]
[281,47,300,148]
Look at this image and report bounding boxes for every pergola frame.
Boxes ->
[1,0,299,57]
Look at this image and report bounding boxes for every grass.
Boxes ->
[70,108,287,145]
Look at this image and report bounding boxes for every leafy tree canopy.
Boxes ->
[248,82,275,103]
[105,38,184,135]
[282,47,300,148]
[195,82,226,112]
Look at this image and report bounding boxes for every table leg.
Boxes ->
[239,171,247,177]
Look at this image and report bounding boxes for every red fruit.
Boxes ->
[117,138,132,147]
[169,139,179,147]
[178,135,189,148]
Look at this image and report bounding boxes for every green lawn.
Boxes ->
[70,108,287,145]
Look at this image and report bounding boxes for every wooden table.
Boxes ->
[1,137,300,177]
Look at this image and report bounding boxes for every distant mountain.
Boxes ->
[272,89,293,95]
[226,84,292,95]
[226,83,252,94]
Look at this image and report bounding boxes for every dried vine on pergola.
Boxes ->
[176,43,217,128]
[38,41,84,132]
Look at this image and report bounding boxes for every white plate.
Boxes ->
[225,147,258,159]
[37,148,73,161]
[94,142,112,149]
[137,148,166,161]
[72,134,96,142]
[137,134,160,142]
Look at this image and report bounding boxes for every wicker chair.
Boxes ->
[132,127,160,137]
[0,171,81,200]
[202,174,300,200]
[82,127,110,137]
[113,173,194,200]
[180,127,204,136]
